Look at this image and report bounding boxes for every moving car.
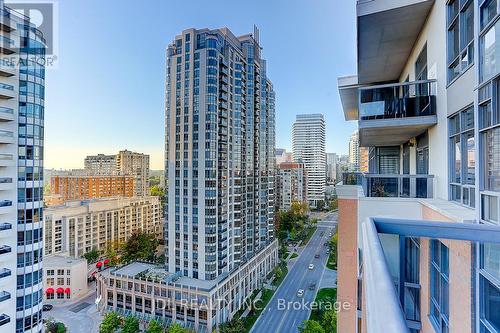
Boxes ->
[42,304,53,311]
[297,289,304,297]
[308,282,316,290]
[308,263,314,270]
[315,253,320,259]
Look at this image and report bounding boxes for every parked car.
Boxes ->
[42,304,53,311]
[315,253,320,259]
[308,263,314,270]
[297,289,304,297]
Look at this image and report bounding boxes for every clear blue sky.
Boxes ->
[45,0,357,169]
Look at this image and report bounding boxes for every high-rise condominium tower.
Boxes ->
[292,114,326,207]
[165,27,276,280]
[348,129,360,171]
[0,3,46,332]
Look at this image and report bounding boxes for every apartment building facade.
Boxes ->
[0,3,47,332]
[164,27,276,280]
[84,150,150,196]
[337,0,499,332]
[348,129,360,171]
[276,162,307,211]
[292,114,326,207]
[43,197,163,258]
[51,175,134,201]
[84,154,117,175]
[116,150,150,197]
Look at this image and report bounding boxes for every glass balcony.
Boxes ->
[0,223,11,231]
[357,80,437,146]
[342,172,434,198]
[0,314,9,326]
[0,200,11,207]
[359,80,436,120]
[0,245,11,255]
[0,291,10,303]
[0,268,10,279]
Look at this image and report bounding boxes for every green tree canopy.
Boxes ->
[219,318,245,333]
[99,312,121,333]
[298,320,326,333]
[145,320,164,333]
[167,323,188,333]
[82,249,100,263]
[150,185,165,197]
[322,310,337,333]
[121,316,139,333]
[120,231,159,264]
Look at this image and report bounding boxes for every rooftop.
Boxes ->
[44,255,87,267]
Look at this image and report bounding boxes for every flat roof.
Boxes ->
[44,255,87,267]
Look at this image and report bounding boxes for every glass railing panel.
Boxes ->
[359,80,437,121]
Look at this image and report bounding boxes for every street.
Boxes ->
[251,216,337,333]
[44,289,102,333]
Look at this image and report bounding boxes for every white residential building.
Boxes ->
[44,197,163,258]
[348,130,360,171]
[292,114,326,207]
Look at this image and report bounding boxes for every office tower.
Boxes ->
[51,175,134,201]
[326,153,338,183]
[336,1,500,332]
[44,197,163,258]
[84,154,117,175]
[276,162,307,211]
[116,150,150,196]
[292,114,326,207]
[348,129,360,171]
[0,3,46,332]
[275,148,292,165]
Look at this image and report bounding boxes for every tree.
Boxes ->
[167,323,188,333]
[104,240,122,266]
[99,312,121,333]
[150,185,165,197]
[45,318,67,333]
[120,231,159,264]
[219,318,245,333]
[82,249,100,264]
[322,310,337,333]
[121,316,139,333]
[298,320,325,333]
[145,320,164,333]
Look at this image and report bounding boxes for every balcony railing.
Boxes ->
[0,246,11,255]
[0,200,11,207]
[0,291,10,303]
[342,172,434,198]
[359,80,436,121]
[0,268,11,279]
[0,223,11,231]
[362,217,500,333]
[0,314,9,326]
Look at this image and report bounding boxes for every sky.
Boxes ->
[44,0,357,170]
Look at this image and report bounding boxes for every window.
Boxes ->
[430,240,449,333]
[449,107,475,207]
[480,242,500,332]
[404,238,420,322]
[447,0,474,82]
[481,0,497,29]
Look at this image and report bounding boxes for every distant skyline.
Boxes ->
[44,0,357,169]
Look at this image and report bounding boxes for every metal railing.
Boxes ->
[361,217,500,333]
[359,80,436,121]
[342,172,434,198]
[0,268,10,278]
[0,313,10,326]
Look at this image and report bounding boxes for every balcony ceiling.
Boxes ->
[338,75,359,121]
[357,0,434,84]
[358,115,437,146]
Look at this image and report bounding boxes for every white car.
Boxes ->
[308,264,314,270]
[297,289,304,297]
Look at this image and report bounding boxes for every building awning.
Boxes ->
[46,288,54,294]
[56,288,64,294]
[104,259,110,265]
[96,261,103,268]
[64,288,71,294]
